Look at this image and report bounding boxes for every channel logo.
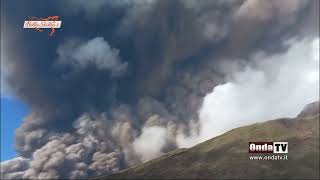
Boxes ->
[249,142,288,153]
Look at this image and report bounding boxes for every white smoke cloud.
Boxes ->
[57,37,127,77]
[178,37,319,147]
[133,126,168,162]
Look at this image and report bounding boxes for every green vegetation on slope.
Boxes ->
[98,102,319,179]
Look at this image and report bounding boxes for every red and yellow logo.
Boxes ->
[23,16,62,36]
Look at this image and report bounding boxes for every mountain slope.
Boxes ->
[99,102,319,179]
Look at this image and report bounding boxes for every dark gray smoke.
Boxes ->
[1,0,318,179]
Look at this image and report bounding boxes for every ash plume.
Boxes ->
[1,0,318,179]
[57,37,128,77]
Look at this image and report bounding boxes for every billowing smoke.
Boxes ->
[57,37,127,77]
[133,126,168,162]
[1,0,318,179]
[177,37,320,147]
[1,157,30,179]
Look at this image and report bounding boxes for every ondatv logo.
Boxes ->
[249,142,288,153]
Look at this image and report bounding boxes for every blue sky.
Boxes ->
[1,97,29,161]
